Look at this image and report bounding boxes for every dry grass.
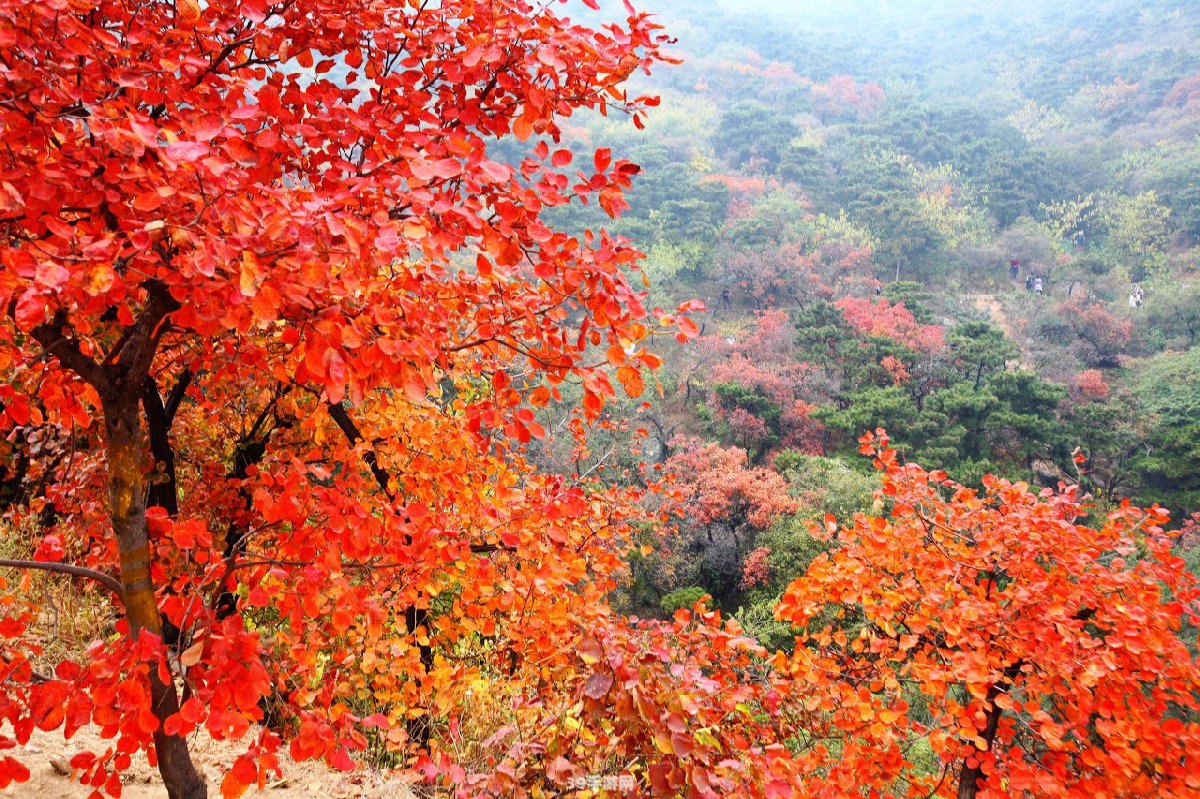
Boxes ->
[0,517,115,672]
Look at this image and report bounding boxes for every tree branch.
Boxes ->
[162,368,194,425]
[28,311,107,390]
[106,280,179,390]
[0,558,123,598]
[326,401,394,500]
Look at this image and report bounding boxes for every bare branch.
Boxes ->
[0,558,123,598]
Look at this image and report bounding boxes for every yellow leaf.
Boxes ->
[179,640,205,667]
[239,251,261,296]
[86,265,116,296]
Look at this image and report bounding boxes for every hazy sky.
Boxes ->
[712,0,839,12]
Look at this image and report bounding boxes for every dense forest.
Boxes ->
[2,1,1199,798]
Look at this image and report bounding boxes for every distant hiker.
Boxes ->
[874,278,883,296]
[1128,284,1144,307]
[1009,257,1020,280]
[1025,274,1034,292]
[1034,276,1044,295]
[720,285,730,309]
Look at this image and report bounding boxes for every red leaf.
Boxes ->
[512,116,534,141]
[582,671,613,700]
[431,158,462,179]
[578,637,603,664]
[374,223,400,252]
[547,756,574,782]
[34,261,70,291]
[676,315,699,342]
[179,697,204,724]
[164,141,208,162]
[192,113,224,142]
[0,757,30,789]
[766,779,793,799]
[616,365,645,397]
[221,756,257,799]
[13,291,47,328]
[330,748,354,772]
[127,112,159,147]
[478,160,510,183]
[594,147,612,173]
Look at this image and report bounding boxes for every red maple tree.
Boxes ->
[775,430,1200,798]
[0,1,692,796]
[835,296,945,353]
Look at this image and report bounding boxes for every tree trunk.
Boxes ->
[142,375,184,517]
[956,696,1000,799]
[956,662,1022,799]
[103,397,207,799]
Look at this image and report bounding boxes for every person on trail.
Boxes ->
[1034,276,1044,295]
[720,285,730,310]
[1134,284,1144,308]
[1009,257,1020,281]
[874,278,883,297]
[1025,273,1034,292]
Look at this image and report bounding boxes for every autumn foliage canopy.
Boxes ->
[2,1,1200,798]
[776,431,1200,798]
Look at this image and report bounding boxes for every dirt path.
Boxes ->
[964,293,1019,340]
[961,291,1036,370]
[2,727,417,799]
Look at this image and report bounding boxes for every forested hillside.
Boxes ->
[2,1,1199,798]
[525,0,1200,626]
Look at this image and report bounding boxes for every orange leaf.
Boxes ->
[176,0,201,24]
[512,115,534,142]
[616,365,644,398]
